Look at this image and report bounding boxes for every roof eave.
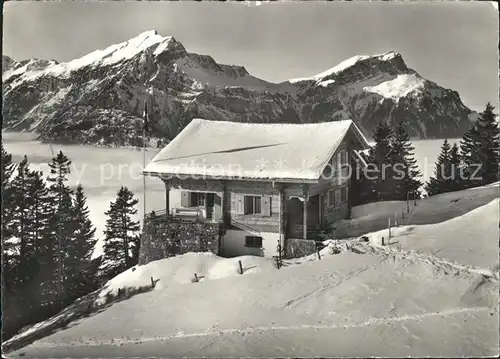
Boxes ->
[143,171,319,184]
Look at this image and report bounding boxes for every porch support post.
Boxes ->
[278,185,285,249]
[319,193,323,227]
[221,180,227,224]
[302,184,309,240]
[164,180,170,215]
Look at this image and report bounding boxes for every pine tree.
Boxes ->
[100,186,140,281]
[477,103,500,184]
[351,151,378,205]
[449,143,466,191]
[425,139,456,196]
[6,157,50,318]
[461,103,500,187]
[1,145,17,280]
[24,170,53,309]
[391,121,422,200]
[46,151,75,306]
[370,121,398,201]
[70,184,97,297]
[9,156,36,287]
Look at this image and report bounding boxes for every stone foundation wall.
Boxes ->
[284,238,318,259]
[138,218,222,265]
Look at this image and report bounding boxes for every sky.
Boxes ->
[3,1,498,111]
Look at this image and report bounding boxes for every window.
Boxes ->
[340,186,348,203]
[328,190,335,206]
[191,192,206,207]
[244,196,261,214]
[331,150,348,176]
[340,150,349,165]
[245,236,263,248]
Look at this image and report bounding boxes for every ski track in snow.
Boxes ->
[33,306,491,349]
[362,241,500,282]
[283,266,370,308]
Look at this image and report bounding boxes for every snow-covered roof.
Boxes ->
[144,119,370,182]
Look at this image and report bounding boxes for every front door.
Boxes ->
[286,197,303,237]
[206,193,215,220]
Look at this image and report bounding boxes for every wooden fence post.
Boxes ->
[238,260,244,275]
[316,247,322,260]
[388,217,391,238]
[381,237,385,246]
[151,276,155,288]
[194,273,199,282]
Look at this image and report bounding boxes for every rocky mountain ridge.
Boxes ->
[2,30,478,147]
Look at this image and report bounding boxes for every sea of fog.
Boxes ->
[2,131,458,257]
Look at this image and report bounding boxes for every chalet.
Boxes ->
[142,118,370,260]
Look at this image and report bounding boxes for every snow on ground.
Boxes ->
[7,244,499,357]
[95,253,277,305]
[335,182,499,241]
[4,184,499,357]
[362,197,499,270]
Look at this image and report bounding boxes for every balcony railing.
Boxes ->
[145,208,218,224]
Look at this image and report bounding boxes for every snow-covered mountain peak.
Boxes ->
[289,50,407,84]
[363,73,425,102]
[2,31,477,144]
[3,31,184,85]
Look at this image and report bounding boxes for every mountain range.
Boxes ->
[2,30,479,147]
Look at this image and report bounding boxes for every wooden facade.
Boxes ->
[146,123,369,258]
[155,154,360,257]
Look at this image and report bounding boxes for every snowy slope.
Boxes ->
[335,182,499,242]
[2,32,477,147]
[4,184,499,357]
[94,253,277,305]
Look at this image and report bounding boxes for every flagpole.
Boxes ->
[143,100,147,224]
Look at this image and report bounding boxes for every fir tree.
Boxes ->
[6,157,50,316]
[351,151,377,206]
[370,121,398,201]
[477,103,500,184]
[24,170,53,308]
[46,151,75,305]
[425,139,456,196]
[70,184,97,296]
[9,156,36,287]
[461,103,500,187]
[449,143,466,191]
[100,186,140,281]
[1,145,17,278]
[391,121,422,200]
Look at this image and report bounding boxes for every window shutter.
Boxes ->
[235,194,244,215]
[261,196,271,217]
[181,191,191,207]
